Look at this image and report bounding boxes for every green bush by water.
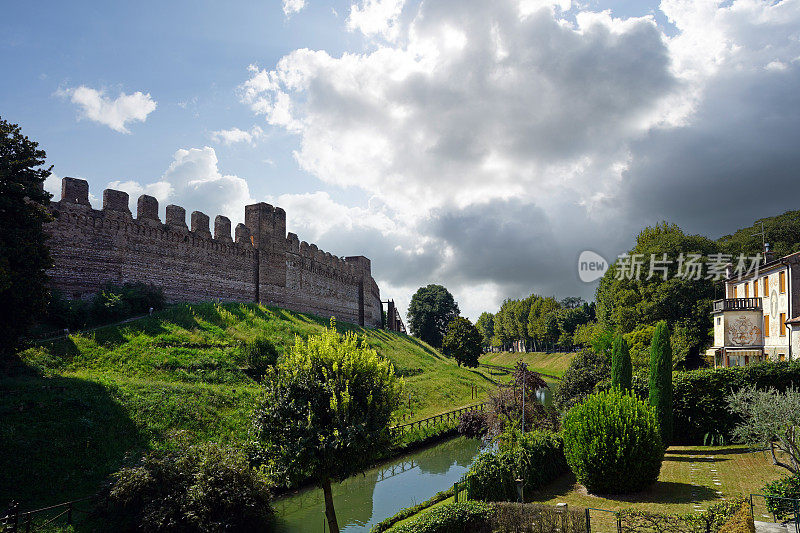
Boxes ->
[389,501,493,533]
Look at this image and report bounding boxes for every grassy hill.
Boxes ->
[1,303,500,510]
[478,351,577,378]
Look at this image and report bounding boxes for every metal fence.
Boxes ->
[750,493,800,533]
[390,402,486,436]
[1,497,95,533]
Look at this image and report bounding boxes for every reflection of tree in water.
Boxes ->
[274,469,379,532]
[415,437,481,474]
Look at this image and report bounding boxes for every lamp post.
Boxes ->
[515,478,524,503]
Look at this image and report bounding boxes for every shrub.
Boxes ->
[46,289,91,329]
[484,387,560,439]
[562,388,663,494]
[457,410,488,438]
[466,428,567,502]
[370,486,456,533]
[618,497,747,533]
[90,283,165,324]
[718,502,755,533]
[101,443,273,532]
[553,348,610,411]
[649,320,673,445]
[762,474,800,520]
[241,336,279,375]
[611,334,632,391]
[389,501,493,533]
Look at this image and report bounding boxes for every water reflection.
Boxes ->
[273,437,482,533]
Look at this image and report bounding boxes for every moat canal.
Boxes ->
[273,386,552,532]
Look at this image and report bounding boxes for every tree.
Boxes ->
[475,312,495,349]
[611,334,632,391]
[407,284,460,348]
[728,385,800,475]
[648,321,673,445]
[441,317,483,368]
[0,117,53,359]
[595,222,717,368]
[253,319,403,533]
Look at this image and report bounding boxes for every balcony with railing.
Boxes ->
[712,297,762,313]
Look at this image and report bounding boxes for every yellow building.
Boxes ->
[708,251,800,367]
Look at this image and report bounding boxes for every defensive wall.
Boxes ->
[46,177,382,327]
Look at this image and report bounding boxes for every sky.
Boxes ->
[2,0,800,321]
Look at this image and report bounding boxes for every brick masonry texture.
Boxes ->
[46,177,382,327]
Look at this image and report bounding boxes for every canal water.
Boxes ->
[273,436,482,532]
[273,385,554,532]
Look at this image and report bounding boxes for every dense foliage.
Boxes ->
[562,389,663,494]
[465,428,568,502]
[717,502,755,533]
[728,385,800,474]
[47,282,165,330]
[553,348,610,411]
[649,320,673,445]
[474,312,494,349]
[611,334,632,391]
[595,223,718,369]
[490,294,594,352]
[619,498,748,533]
[670,361,800,444]
[491,503,588,533]
[407,284,460,348]
[101,443,273,532]
[0,117,53,358]
[761,474,800,520]
[389,501,494,533]
[441,316,483,367]
[252,319,403,533]
[369,486,457,533]
[457,409,489,438]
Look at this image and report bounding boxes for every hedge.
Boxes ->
[388,501,493,533]
[370,486,456,533]
[718,502,755,533]
[619,497,747,533]
[465,430,567,502]
[628,361,800,444]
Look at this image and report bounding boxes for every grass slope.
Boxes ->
[479,351,577,377]
[1,303,498,510]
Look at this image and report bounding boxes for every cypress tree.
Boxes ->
[648,321,673,445]
[611,334,632,391]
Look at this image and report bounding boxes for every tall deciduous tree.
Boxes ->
[648,321,673,445]
[441,316,483,367]
[407,284,460,349]
[475,312,495,349]
[0,117,53,359]
[253,319,403,533]
[611,334,632,391]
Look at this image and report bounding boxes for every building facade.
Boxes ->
[709,251,800,367]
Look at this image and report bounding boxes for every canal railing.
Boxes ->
[390,402,487,436]
[479,362,561,381]
[1,496,95,532]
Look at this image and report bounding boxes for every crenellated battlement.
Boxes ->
[46,177,382,326]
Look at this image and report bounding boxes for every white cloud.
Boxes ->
[105,147,254,225]
[283,0,306,17]
[58,86,157,133]
[210,125,264,145]
[347,0,406,41]
[239,0,800,320]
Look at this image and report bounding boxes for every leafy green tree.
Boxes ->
[253,319,403,533]
[649,321,673,445]
[595,222,717,368]
[0,117,53,359]
[728,385,800,475]
[611,335,632,391]
[442,317,483,367]
[475,312,495,349]
[407,284,460,349]
[553,349,610,411]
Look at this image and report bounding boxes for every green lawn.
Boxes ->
[0,302,499,510]
[479,351,577,377]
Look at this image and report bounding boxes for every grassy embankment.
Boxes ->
[0,302,501,510]
[479,351,577,378]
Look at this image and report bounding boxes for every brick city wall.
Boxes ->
[46,177,382,327]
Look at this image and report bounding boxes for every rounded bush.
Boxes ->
[562,388,663,494]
